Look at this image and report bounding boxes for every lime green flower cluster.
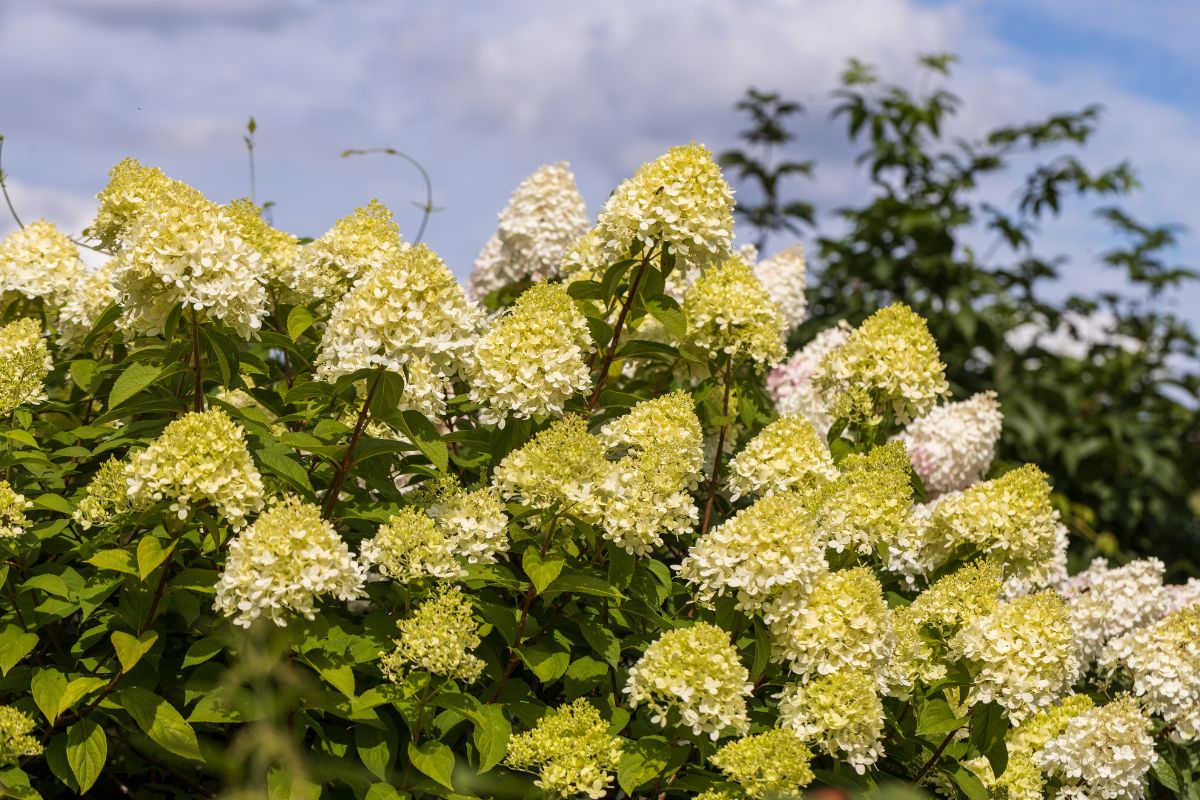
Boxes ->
[492,415,608,514]
[73,455,138,530]
[0,317,51,415]
[285,200,403,302]
[803,440,914,557]
[684,256,786,367]
[88,157,203,250]
[360,506,463,582]
[224,198,300,294]
[0,705,42,766]
[725,413,835,500]
[778,669,886,773]
[505,699,623,799]
[710,729,815,800]
[815,302,948,425]
[380,585,484,683]
[595,143,734,266]
[0,479,31,539]
[624,622,752,739]
[469,282,591,424]
[0,220,85,311]
[125,408,265,530]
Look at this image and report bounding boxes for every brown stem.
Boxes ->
[190,308,204,413]
[914,729,956,783]
[700,359,735,537]
[486,520,557,704]
[585,253,651,413]
[322,367,386,518]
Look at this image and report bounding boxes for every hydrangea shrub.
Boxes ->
[0,146,1197,800]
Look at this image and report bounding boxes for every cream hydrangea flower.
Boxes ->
[951,590,1079,723]
[0,705,42,765]
[624,622,752,739]
[492,416,608,515]
[425,481,510,565]
[73,455,137,529]
[111,183,268,338]
[898,464,1065,592]
[1165,577,1200,615]
[284,200,403,302]
[468,162,589,298]
[1063,557,1169,665]
[560,225,608,280]
[214,496,367,627]
[1099,605,1200,742]
[315,243,481,415]
[360,506,464,582]
[684,256,786,366]
[469,282,591,424]
[815,303,948,425]
[0,220,86,310]
[593,392,704,554]
[1036,696,1157,800]
[901,391,1003,496]
[710,729,814,800]
[0,480,31,539]
[89,157,203,249]
[678,492,825,614]
[125,408,265,530]
[778,670,886,773]
[54,263,118,352]
[767,322,851,434]
[767,567,894,686]
[753,243,808,333]
[726,413,836,500]
[379,584,484,683]
[803,440,915,557]
[595,143,734,266]
[505,699,623,800]
[0,318,52,415]
[224,198,301,295]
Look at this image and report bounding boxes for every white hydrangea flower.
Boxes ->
[1036,696,1157,800]
[283,200,404,302]
[900,391,1003,496]
[54,263,118,352]
[315,243,481,413]
[778,670,886,774]
[726,413,836,500]
[426,483,510,565]
[0,318,52,416]
[380,584,484,683]
[1164,577,1200,615]
[624,622,752,740]
[1099,605,1200,742]
[468,162,589,298]
[1063,557,1169,665]
[505,699,623,800]
[684,255,786,367]
[0,480,32,540]
[0,220,86,308]
[125,409,265,530]
[766,322,851,435]
[214,496,367,627]
[469,282,591,424]
[753,243,808,333]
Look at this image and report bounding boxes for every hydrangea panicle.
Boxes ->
[726,413,836,500]
[900,391,1003,496]
[505,698,623,799]
[710,729,814,799]
[0,480,31,539]
[0,705,42,765]
[753,243,808,332]
[0,318,52,415]
[380,584,484,683]
[778,670,886,773]
[1036,696,1157,800]
[684,255,786,367]
[767,322,852,434]
[285,199,403,302]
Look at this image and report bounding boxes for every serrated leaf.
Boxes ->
[66,719,106,794]
[407,741,454,790]
[544,571,623,599]
[109,362,162,410]
[32,493,72,513]
[120,687,202,761]
[182,636,224,669]
[111,630,158,673]
[319,664,356,699]
[517,641,570,683]
[58,677,107,718]
[21,573,71,598]
[257,445,313,492]
[395,410,449,472]
[356,719,397,781]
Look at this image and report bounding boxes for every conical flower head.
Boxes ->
[285,199,403,301]
[469,161,589,298]
[492,415,609,514]
[767,322,852,434]
[901,391,1003,496]
[469,282,591,424]
[753,243,808,332]
[596,143,734,266]
[727,412,836,500]
[380,584,484,683]
[816,302,948,425]
[505,699,623,800]
[0,220,86,308]
[778,670,886,773]
[0,480,31,540]
[89,157,204,249]
[684,255,785,366]
[224,198,301,293]
[0,317,51,415]
[710,729,814,800]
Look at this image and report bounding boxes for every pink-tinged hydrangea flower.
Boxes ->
[901,391,1003,496]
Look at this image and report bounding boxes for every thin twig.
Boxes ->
[914,729,956,783]
[585,253,651,412]
[190,308,205,413]
[0,135,25,229]
[322,367,386,518]
[486,520,557,704]
[341,147,437,243]
[700,359,735,536]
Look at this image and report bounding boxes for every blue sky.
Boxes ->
[1,0,1197,323]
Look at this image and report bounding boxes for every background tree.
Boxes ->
[723,54,1200,574]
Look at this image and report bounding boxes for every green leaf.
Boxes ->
[136,536,173,580]
[257,445,314,493]
[364,784,405,800]
[545,571,623,599]
[1,429,38,449]
[518,641,570,683]
[407,741,455,790]
[917,698,968,736]
[523,549,564,594]
[109,363,162,410]
[287,306,316,341]
[66,719,107,794]
[21,573,71,598]
[120,687,202,761]
[86,549,138,575]
[58,677,107,718]
[473,704,511,774]
[395,410,449,472]
[950,766,989,800]
[356,718,397,781]
[617,738,672,795]
[267,766,323,800]
[0,625,37,676]
[31,668,66,723]
[32,493,72,513]
[319,664,356,699]
[182,636,225,669]
[112,630,158,673]
[1151,758,1181,794]
[968,701,1008,777]
[646,295,687,340]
